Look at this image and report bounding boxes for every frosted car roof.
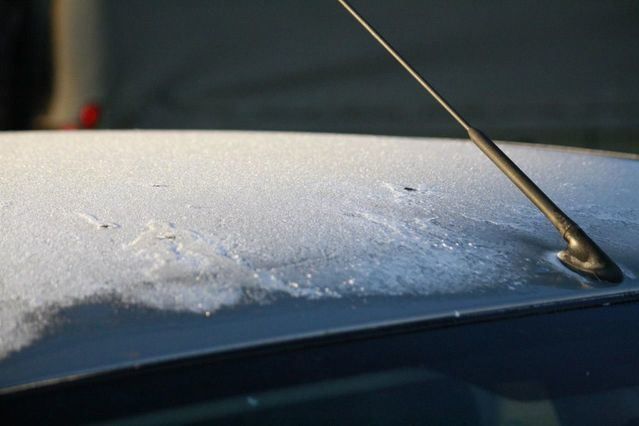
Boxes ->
[1,130,637,389]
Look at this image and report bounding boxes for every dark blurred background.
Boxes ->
[1,0,638,153]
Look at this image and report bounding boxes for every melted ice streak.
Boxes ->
[1,131,638,358]
[122,221,296,308]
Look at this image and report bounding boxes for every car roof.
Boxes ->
[1,130,638,390]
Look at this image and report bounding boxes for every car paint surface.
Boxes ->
[1,130,637,389]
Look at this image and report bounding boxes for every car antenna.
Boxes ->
[337,0,623,283]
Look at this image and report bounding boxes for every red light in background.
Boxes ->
[80,103,101,129]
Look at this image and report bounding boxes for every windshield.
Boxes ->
[107,370,639,426]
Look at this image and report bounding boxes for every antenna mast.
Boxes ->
[337,0,623,283]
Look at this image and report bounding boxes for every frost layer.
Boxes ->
[1,131,638,358]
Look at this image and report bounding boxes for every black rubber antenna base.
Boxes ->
[558,226,624,283]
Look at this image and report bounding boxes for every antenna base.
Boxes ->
[557,226,623,283]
